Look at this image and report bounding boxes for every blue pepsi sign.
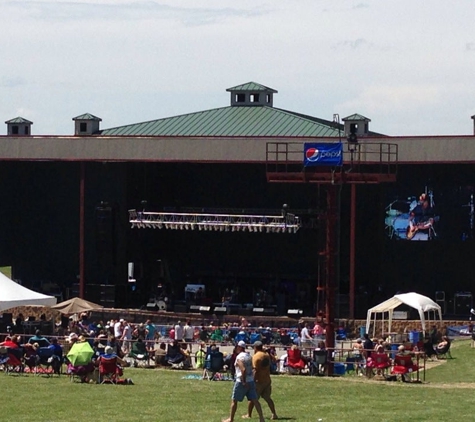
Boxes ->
[304,143,343,166]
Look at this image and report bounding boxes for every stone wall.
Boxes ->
[2,306,470,336]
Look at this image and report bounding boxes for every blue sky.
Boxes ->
[2,0,475,136]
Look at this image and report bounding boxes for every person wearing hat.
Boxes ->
[222,340,265,422]
[243,341,278,421]
[102,345,127,367]
[68,332,79,344]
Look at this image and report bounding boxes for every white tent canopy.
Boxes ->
[365,292,442,337]
[0,271,56,312]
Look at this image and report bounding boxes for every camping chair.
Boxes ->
[249,332,262,345]
[234,332,248,345]
[310,350,327,376]
[1,347,24,375]
[345,356,357,375]
[23,348,40,374]
[366,352,391,378]
[165,344,185,369]
[210,329,224,342]
[36,347,55,375]
[391,354,419,382]
[286,348,307,375]
[0,347,9,371]
[129,340,149,367]
[202,349,225,380]
[435,339,452,359]
[279,333,291,346]
[67,362,95,383]
[98,355,123,384]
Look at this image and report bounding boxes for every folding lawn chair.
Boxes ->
[310,350,327,376]
[202,349,225,381]
[98,356,123,384]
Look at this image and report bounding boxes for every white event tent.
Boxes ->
[365,292,442,337]
[0,271,56,312]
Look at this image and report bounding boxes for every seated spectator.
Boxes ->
[107,335,125,359]
[130,338,148,363]
[166,339,186,365]
[0,336,19,349]
[154,342,167,367]
[102,345,127,367]
[48,337,63,359]
[92,340,105,361]
[180,342,192,369]
[435,336,451,356]
[95,345,132,384]
[199,325,209,342]
[24,342,40,370]
[287,344,307,373]
[68,332,79,345]
[265,345,278,374]
[28,330,50,348]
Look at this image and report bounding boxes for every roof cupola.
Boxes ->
[226,82,277,107]
[5,117,33,136]
[342,114,371,138]
[73,113,102,136]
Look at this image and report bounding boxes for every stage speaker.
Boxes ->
[1,312,13,325]
[174,304,187,313]
[435,291,446,315]
[454,292,473,316]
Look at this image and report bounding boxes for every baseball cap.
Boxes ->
[253,341,263,347]
[237,340,247,348]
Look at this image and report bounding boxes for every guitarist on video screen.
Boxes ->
[407,193,438,240]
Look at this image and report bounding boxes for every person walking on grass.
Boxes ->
[222,341,265,422]
[243,341,278,420]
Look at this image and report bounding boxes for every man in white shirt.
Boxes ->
[114,319,123,339]
[183,320,194,351]
[222,341,265,422]
[174,321,184,342]
[120,320,132,353]
[300,322,313,349]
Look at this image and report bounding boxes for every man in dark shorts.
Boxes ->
[243,341,278,420]
[222,341,265,422]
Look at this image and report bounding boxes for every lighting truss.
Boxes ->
[128,210,300,233]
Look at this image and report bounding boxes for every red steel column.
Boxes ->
[325,184,338,374]
[79,162,85,299]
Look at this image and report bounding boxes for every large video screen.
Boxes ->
[384,183,474,241]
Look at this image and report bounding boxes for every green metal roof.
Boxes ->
[100,106,344,137]
[226,82,277,93]
[343,113,371,122]
[5,117,33,124]
[72,113,102,121]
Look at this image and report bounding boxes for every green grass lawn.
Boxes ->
[0,266,12,278]
[3,339,475,421]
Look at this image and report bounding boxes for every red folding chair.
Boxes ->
[391,354,418,382]
[98,356,123,384]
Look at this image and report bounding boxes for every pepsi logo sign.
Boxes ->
[306,148,320,162]
[304,143,343,166]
